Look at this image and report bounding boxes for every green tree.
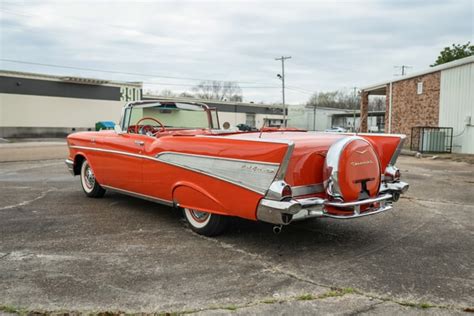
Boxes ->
[431,42,474,66]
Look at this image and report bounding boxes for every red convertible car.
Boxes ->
[66,100,409,236]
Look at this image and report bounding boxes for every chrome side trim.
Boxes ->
[65,159,74,175]
[70,146,278,167]
[102,185,174,207]
[389,135,406,166]
[292,183,324,196]
[196,134,295,146]
[70,145,275,195]
[156,152,278,194]
[70,145,145,160]
[155,151,279,166]
[275,141,295,181]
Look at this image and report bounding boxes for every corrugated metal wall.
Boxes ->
[439,62,474,154]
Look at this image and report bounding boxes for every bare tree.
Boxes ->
[369,97,385,111]
[307,90,359,110]
[158,89,177,97]
[193,80,242,102]
[179,92,195,98]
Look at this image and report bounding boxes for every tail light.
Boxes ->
[384,165,400,182]
[266,181,293,200]
[282,185,292,199]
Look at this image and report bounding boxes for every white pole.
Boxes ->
[388,82,393,134]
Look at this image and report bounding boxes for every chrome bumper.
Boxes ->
[65,159,75,175]
[257,181,409,225]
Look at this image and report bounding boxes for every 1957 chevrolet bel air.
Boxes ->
[66,100,409,236]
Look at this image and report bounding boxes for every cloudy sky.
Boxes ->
[0,0,472,104]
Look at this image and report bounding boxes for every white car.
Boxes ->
[325,127,347,133]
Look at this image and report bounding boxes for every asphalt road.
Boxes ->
[0,152,473,315]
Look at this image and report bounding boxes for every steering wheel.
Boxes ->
[134,117,166,136]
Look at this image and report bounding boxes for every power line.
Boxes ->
[142,81,280,89]
[286,86,314,95]
[0,59,318,95]
[0,58,277,86]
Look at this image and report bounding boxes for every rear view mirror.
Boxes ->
[114,124,125,135]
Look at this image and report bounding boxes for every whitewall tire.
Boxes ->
[183,208,229,236]
[80,159,106,198]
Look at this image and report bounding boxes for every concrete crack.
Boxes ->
[346,301,385,315]
[0,188,56,211]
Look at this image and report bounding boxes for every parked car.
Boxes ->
[325,127,347,132]
[66,100,409,236]
[236,123,258,131]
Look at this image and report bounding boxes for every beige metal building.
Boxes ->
[0,70,142,138]
[0,70,285,138]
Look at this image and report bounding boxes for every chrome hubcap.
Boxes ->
[189,209,210,223]
[84,165,95,189]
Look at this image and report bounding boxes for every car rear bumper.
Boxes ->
[257,181,409,225]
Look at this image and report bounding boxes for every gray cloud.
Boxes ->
[0,0,472,104]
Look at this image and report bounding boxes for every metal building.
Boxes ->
[0,70,285,138]
[360,56,474,154]
[0,70,142,138]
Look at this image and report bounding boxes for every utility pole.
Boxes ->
[313,104,316,131]
[394,65,412,76]
[352,87,357,132]
[275,56,291,127]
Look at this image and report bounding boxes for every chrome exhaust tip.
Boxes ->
[273,225,282,234]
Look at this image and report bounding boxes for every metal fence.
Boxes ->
[410,126,453,153]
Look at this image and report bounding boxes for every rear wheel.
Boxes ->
[80,159,106,198]
[183,208,229,236]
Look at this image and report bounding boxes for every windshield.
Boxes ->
[123,102,211,130]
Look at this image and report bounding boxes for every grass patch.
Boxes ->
[296,294,314,301]
[224,305,238,311]
[398,301,436,309]
[340,287,357,295]
[318,287,358,299]
[262,299,278,304]
[398,301,417,308]
[419,302,435,309]
[0,305,22,314]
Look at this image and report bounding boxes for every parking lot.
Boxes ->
[0,144,473,315]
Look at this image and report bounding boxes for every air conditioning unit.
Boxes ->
[420,130,446,152]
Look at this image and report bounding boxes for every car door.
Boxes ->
[95,131,148,193]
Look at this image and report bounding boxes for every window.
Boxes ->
[417,82,423,95]
[246,113,256,127]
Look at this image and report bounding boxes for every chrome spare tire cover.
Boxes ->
[323,136,381,202]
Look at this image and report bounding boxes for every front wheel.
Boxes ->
[80,159,106,198]
[183,208,229,236]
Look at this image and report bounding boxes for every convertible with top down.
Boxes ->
[65,100,409,236]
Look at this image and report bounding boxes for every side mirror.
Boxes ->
[114,124,125,135]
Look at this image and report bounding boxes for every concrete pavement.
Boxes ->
[0,153,472,314]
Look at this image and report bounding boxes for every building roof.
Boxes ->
[361,55,474,93]
[0,69,143,88]
[332,110,385,117]
[143,94,283,110]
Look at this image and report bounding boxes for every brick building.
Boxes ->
[360,56,474,154]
